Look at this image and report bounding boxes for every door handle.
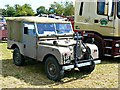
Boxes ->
[94,19,99,23]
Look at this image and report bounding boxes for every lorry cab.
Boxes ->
[7,17,101,81]
[75,0,120,58]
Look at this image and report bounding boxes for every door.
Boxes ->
[91,0,115,37]
[23,22,37,59]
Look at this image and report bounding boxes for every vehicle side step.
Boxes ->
[104,54,112,56]
[104,39,113,41]
[105,47,112,49]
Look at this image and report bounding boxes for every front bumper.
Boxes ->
[62,59,101,70]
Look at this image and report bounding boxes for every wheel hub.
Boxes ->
[48,63,57,76]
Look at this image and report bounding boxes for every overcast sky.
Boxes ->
[0,0,75,11]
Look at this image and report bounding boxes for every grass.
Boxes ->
[0,41,119,88]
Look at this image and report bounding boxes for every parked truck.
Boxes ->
[7,17,100,81]
[75,0,120,58]
[0,16,7,41]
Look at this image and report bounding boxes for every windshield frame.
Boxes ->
[117,1,120,19]
[55,23,73,35]
[36,23,56,35]
[36,23,73,36]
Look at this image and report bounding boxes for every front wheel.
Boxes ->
[78,61,95,74]
[45,56,64,81]
[84,37,103,59]
[13,48,25,66]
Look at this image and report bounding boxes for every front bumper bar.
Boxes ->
[62,60,101,70]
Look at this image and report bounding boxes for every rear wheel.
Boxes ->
[45,56,64,81]
[13,48,25,66]
[78,61,95,74]
[2,37,7,41]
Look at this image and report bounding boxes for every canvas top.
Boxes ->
[6,16,70,23]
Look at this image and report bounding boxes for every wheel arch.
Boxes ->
[11,43,24,55]
[11,44,19,49]
[84,31,103,43]
[43,54,60,65]
[84,31,104,58]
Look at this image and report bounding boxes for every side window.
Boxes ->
[97,0,105,15]
[79,2,84,16]
[117,1,120,19]
[97,0,114,16]
[24,23,36,36]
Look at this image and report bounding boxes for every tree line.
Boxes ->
[0,1,74,17]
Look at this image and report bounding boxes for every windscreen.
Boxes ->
[37,23,72,35]
[37,23,55,35]
[56,24,72,34]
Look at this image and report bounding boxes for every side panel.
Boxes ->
[7,20,23,42]
[7,40,24,55]
[75,1,91,28]
[37,45,62,64]
[22,22,37,59]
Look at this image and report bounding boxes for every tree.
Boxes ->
[64,1,74,16]
[1,4,35,17]
[14,4,22,16]
[5,5,16,17]
[1,9,7,16]
[49,3,56,14]
[48,1,74,16]
[14,4,35,16]
[36,6,46,15]
[49,2,64,15]
[54,2,64,15]
[22,4,35,16]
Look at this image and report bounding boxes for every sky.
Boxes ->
[0,0,74,12]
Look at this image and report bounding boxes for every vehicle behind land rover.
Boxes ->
[75,0,120,58]
[0,16,7,41]
[7,17,100,81]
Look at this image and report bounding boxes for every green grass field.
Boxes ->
[0,41,119,88]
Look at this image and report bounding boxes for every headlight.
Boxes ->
[62,53,71,64]
[82,48,86,53]
[69,46,73,51]
[115,43,120,48]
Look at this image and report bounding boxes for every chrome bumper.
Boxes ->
[62,60,101,70]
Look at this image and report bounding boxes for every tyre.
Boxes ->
[84,38,92,43]
[13,48,25,66]
[45,56,64,81]
[78,61,95,74]
[84,38,103,59]
[82,46,91,60]
[94,40,103,59]
[2,37,7,41]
